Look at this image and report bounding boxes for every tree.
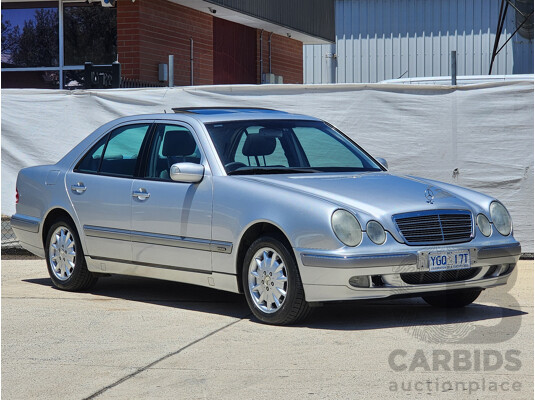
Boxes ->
[1,9,58,67]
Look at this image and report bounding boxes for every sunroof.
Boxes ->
[172,107,287,115]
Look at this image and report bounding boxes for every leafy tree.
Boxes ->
[2,9,59,67]
[2,15,19,56]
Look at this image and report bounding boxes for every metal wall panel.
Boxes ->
[208,0,335,42]
[304,0,534,83]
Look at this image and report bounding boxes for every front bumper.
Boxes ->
[297,241,521,302]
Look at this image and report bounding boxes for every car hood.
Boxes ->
[240,172,484,222]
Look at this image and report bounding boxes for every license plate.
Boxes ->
[428,250,471,272]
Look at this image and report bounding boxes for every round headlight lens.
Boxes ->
[490,201,512,236]
[366,220,386,245]
[476,214,492,237]
[332,209,362,247]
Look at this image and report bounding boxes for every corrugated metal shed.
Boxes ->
[304,0,534,83]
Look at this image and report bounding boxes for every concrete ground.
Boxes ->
[2,257,533,400]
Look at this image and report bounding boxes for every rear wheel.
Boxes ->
[243,235,310,325]
[422,289,482,308]
[45,220,97,291]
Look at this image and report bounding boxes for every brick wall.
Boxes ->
[117,0,213,85]
[257,31,303,84]
[117,0,303,86]
[116,0,140,80]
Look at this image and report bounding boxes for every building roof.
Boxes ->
[170,0,334,44]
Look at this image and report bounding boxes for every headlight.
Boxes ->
[490,201,512,236]
[476,214,492,237]
[366,220,386,245]
[332,209,362,246]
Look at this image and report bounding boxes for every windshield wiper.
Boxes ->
[228,167,322,176]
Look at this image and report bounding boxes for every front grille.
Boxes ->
[401,268,480,284]
[393,210,473,245]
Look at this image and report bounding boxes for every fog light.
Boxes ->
[371,275,384,287]
[349,276,370,288]
[486,263,515,278]
[499,263,515,276]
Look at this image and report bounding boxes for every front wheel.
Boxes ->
[45,220,97,291]
[422,289,482,308]
[242,235,310,325]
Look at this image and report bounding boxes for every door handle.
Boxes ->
[132,188,150,200]
[71,182,87,193]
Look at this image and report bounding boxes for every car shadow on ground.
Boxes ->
[24,275,526,333]
[23,275,250,319]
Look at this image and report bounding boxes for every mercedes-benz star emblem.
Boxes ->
[424,188,435,204]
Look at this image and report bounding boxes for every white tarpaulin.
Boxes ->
[2,81,533,252]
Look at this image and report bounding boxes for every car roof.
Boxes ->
[172,107,285,115]
[119,108,320,124]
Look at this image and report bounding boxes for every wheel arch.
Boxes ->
[235,220,294,293]
[41,207,78,248]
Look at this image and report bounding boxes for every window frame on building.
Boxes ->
[1,0,116,89]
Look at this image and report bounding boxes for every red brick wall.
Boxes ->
[256,31,303,84]
[116,0,140,80]
[117,0,213,85]
[117,0,303,86]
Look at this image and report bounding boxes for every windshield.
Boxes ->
[204,119,383,175]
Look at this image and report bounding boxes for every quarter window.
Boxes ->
[75,135,107,173]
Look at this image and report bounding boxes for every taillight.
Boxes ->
[16,188,19,204]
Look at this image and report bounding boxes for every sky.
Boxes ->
[2,8,58,29]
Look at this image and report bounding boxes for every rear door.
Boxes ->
[66,122,152,261]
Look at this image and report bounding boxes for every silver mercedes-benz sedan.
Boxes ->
[12,108,521,325]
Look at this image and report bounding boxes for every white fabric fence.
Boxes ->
[2,81,533,252]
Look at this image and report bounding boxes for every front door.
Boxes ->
[131,123,213,272]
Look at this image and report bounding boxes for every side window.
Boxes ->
[99,124,150,177]
[145,124,201,180]
[234,127,289,167]
[75,136,107,173]
[75,124,150,177]
[294,127,364,168]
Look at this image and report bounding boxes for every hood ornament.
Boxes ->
[424,188,435,204]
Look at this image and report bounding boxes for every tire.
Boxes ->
[242,235,310,325]
[45,220,98,291]
[422,289,482,308]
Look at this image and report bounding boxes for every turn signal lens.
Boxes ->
[476,214,491,237]
[16,189,19,204]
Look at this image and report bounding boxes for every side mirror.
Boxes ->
[376,157,388,170]
[170,162,204,183]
